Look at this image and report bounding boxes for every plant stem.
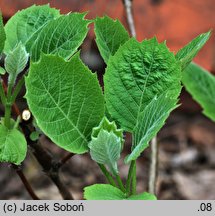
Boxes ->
[131,161,136,195]
[126,160,136,195]
[4,77,14,128]
[115,173,126,192]
[122,0,136,37]
[98,164,117,187]
[10,76,25,103]
[148,136,158,195]
[12,164,40,200]
[0,80,6,105]
[4,101,12,128]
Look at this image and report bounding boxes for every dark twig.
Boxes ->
[2,79,74,200]
[12,164,40,200]
[20,123,74,200]
[59,153,75,168]
[122,0,136,37]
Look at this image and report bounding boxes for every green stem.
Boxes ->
[115,173,126,192]
[126,160,136,195]
[10,76,25,103]
[131,161,136,195]
[4,77,14,129]
[98,164,117,187]
[0,80,6,105]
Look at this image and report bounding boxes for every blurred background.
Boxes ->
[0,0,215,200]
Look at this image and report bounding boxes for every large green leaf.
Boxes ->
[176,31,211,71]
[29,13,90,62]
[94,16,129,64]
[89,129,122,175]
[0,124,27,165]
[104,38,181,132]
[182,62,215,122]
[5,43,29,82]
[4,4,60,54]
[128,192,157,200]
[0,12,6,54]
[125,94,178,163]
[25,53,104,154]
[84,184,156,200]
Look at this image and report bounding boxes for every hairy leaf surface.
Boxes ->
[182,62,215,122]
[29,13,90,61]
[0,124,27,164]
[94,16,129,63]
[25,54,104,154]
[84,184,157,200]
[4,4,60,53]
[0,12,6,54]
[104,38,181,132]
[89,129,121,174]
[125,95,178,163]
[176,31,211,70]
[5,43,29,78]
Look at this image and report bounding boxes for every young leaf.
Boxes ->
[125,94,178,163]
[4,4,60,53]
[84,184,125,200]
[92,116,123,144]
[0,124,27,165]
[89,129,122,175]
[182,62,215,122]
[84,184,157,200]
[176,31,211,70]
[104,38,181,132]
[0,12,6,54]
[5,43,29,82]
[0,66,5,75]
[25,53,104,154]
[127,192,157,200]
[94,16,129,63]
[29,13,91,62]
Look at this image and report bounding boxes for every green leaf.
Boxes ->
[104,38,181,132]
[182,62,215,122]
[94,16,129,63]
[4,4,60,54]
[92,116,123,143]
[84,184,157,200]
[125,94,178,163]
[89,129,122,175]
[29,13,91,62]
[84,184,125,200]
[0,66,5,75]
[30,131,40,141]
[5,43,29,81]
[176,31,211,70]
[0,124,27,165]
[0,12,6,54]
[127,192,157,200]
[25,53,104,154]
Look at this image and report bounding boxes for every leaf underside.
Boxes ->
[89,129,121,174]
[25,54,104,154]
[176,31,211,71]
[0,124,27,165]
[104,37,181,132]
[4,4,60,54]
[125,94,178,163]
[29,12,91,62]
[182,62,215,122]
